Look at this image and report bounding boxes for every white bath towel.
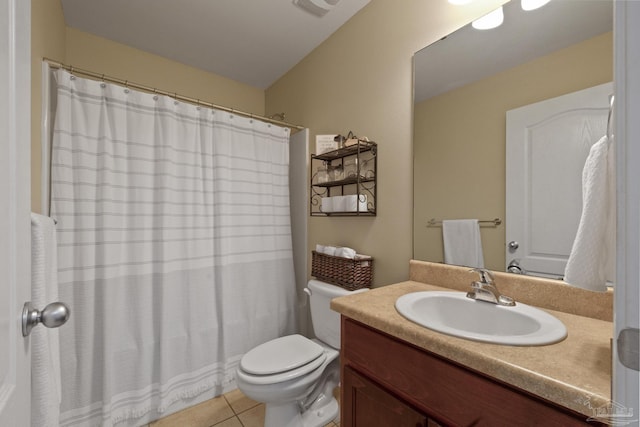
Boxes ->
[442,219,485,268]
[564,136,614,292]
[30,213,62,427]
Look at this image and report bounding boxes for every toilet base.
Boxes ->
[264,395,338,427]
[302,395,339,427]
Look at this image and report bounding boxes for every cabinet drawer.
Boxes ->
[342,318,599,426]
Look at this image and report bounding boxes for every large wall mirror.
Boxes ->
[412,0,613,281]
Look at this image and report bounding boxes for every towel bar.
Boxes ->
[427,218,502,227]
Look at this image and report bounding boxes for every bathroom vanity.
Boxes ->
[332,261,613,426]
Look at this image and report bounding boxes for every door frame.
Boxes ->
[0,0,32,424]
[613,0,640,420]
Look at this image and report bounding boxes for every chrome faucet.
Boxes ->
[466,268,515,306]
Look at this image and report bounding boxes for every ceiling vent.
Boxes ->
[293,0,340,17]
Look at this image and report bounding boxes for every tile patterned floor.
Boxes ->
[147,388,340,427]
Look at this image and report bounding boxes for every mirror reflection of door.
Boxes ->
[505,82,612,279]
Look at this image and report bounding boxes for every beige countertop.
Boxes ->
[331,280,613,418]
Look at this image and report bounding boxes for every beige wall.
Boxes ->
[413,32,613,271]
[64,28,265,116]
[31,0,509,286]
[30,0,264,214]
[265,0,506,286]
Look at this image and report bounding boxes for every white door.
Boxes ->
[0,0,31,425]
[506,82,612,278]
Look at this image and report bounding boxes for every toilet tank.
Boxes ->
[307,280,368,349]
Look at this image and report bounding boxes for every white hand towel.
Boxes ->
[442,219,485,268]
[30,213,62,427]
[564,136,614,292]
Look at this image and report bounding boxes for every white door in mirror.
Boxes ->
[505,82,613,279]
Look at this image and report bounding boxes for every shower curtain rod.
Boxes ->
[44,58,305,131]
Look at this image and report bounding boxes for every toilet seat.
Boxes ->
[238,335,327,385]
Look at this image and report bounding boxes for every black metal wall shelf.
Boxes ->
[310,140,377,217]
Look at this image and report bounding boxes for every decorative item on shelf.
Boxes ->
[343,131,359,147]
[315,166,329,184]
[344,158,359,179]
[364,169,375,179]
[334,131,370,149]
[329,164,344,181]
[316,134,339,155]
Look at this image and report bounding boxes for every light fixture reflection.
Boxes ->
[472,6,504,30]
[521,0,551,11]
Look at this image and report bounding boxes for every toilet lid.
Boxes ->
[240,334,324,375]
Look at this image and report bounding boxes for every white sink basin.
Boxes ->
[395,291,567,346]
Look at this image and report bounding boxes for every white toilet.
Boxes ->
[236,279,368,427]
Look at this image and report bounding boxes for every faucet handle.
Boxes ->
[469,268,494,284]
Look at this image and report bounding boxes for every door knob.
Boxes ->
[22,301,70,337]
[507,259,523,274]
[508,241,519,250]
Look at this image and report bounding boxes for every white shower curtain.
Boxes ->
[50,69,297,426]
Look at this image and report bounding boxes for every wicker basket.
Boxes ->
[311,250,373,290]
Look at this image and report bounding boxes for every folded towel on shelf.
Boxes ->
[344,195,368,212]
[30,213,62,427]
[564,136,614,292]
[321,197,333,213]
[442,219,485,268]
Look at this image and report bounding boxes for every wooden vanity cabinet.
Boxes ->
[343,366,429,427]
[341,318,604,427]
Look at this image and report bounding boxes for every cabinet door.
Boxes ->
[342,318,603,426]
[343,366,428,427]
